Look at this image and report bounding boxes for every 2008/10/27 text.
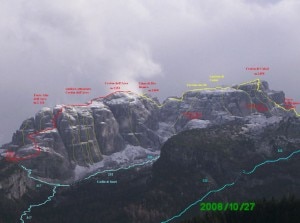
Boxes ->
[200,202,255,211]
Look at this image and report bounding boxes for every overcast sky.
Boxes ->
[1,0,300,145]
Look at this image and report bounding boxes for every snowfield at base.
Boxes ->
[73,145,160,181]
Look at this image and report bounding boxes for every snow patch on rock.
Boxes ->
[73,145,159,181]
[184,119,211,130]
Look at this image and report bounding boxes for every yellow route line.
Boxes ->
[38,110,53,131]
[140,81,254,109]
[20,121,30,146]
[65,109,78,163]
[221,89,234,116]
[240,79,300,117]
[84,111,102,161]
[75,111,90,165]
[81,110,95,164]
[127,105,141,146]
[236,79,264,114]
[139,78,299,117]
[13,78,298,168]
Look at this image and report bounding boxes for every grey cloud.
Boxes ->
[0,0,300,145]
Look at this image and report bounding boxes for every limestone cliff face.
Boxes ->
[103,92,161,148]
[56,106,102,166]
[1,80,290,185]
[92,105,124,155]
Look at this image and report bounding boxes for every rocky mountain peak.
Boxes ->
[0,80,295,186]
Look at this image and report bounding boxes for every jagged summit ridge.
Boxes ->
[1,79,293,183]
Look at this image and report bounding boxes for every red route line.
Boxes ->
[5,91,132,163]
